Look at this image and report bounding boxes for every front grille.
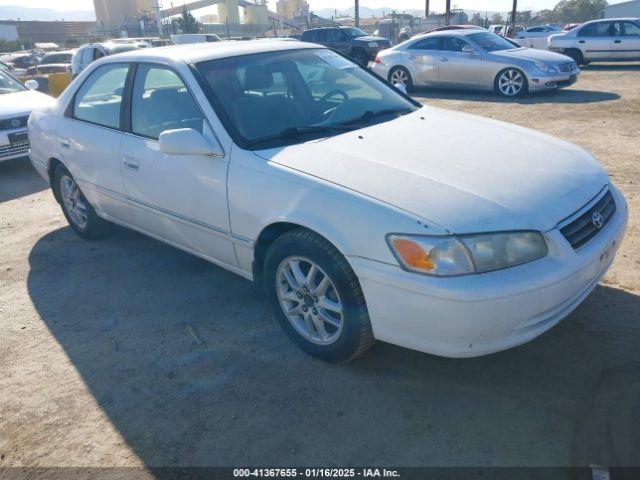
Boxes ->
[560,190,616,249]
[0,115,29,131]
[558,62,577,73]
[0,140,30,159]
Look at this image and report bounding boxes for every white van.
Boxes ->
[170,34,222,45]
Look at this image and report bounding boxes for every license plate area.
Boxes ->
[8,131,28,144]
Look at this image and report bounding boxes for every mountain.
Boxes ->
[0,5,95,22]
[313,6,542,19]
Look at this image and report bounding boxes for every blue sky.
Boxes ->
[0,0,626,14]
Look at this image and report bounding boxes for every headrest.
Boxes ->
[243,65,273,90]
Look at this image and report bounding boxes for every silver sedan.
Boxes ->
[372,30,580,97]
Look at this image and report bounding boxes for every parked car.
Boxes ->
[26,50,75,76]
[171,34,222,45]
[71,42,149,76]
[514,24,564,50]
[29,40,627,362]
[548,18,640,65]
[300,26,391,65]
[0,52,40,77]
[373,30,580,97]
[563,23,581,31]
[0,70,55,163]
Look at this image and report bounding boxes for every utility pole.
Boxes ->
[511,0,518,37]
[445,0,451,25]
[154,0,164,38]
[354,0,360,28]
[425,0,429,18]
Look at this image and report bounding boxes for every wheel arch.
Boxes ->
[494,66,529,95]
[252,221,350,286]
[47,157,64,203]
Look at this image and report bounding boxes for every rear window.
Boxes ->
[301,31,315,42]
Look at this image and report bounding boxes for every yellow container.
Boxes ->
[48,72,73,97]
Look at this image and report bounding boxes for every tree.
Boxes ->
[177,4,199,33]
[470,12,484,26]
[533,0,608,24]
[553,0,608,22]
[516,10,533,27]
[491,13,505,24]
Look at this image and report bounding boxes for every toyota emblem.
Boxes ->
[592,211,604,229]
[11,118,21,128]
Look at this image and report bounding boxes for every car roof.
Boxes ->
[414,29,487,39]
[98,39,321,65]
[584,17,640,23]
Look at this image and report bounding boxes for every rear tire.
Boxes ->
[388,66,413,91]
[53,164,111,239]
[564,48,584,65]
[264,228,375,363]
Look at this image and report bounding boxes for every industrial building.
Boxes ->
[604,0,640,18]
[93,0,156,29]
[276,0,310,20]
[0,20,96,45]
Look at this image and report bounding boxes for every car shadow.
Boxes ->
[582,63,640,71]
[411,87,620,104]
[0,157,48,203]
[27,226,640,467]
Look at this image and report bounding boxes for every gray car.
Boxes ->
[372,30,580,97]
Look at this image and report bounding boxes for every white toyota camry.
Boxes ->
[29,41,627,362]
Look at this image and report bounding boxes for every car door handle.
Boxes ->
[614,40,622,43]
[60,138,70,149]
[122,156,139,171]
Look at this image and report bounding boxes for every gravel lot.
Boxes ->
[1,63,639,470]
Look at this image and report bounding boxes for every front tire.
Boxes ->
[54,164,111,239]
[495,68,528,97]
[388,66,413,91]
[264,229,375,363]
[351,49,369,66]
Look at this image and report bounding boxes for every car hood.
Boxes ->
[354,35,390,44]
[0,89,56,118]
[256,108,608,233]
[491,47,572,63]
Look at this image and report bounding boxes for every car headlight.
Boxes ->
[387,232,548,277]
[533,60,557,74]
[368,42,379,48]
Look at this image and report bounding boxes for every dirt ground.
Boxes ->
[1,64,639,470]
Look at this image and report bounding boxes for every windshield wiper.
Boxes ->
[341,107,414,126]
[246,124,358,148]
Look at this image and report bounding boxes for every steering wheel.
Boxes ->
[317,89,349,122]
[319,89,349,104]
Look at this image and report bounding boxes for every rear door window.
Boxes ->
[578,22,612,37]
[409,37,441,51]
[73,63,129,129]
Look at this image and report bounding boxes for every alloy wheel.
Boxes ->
[390,68,409,86]
[498,69,525,96]
[276,256,344,345]
[60,175,88,229]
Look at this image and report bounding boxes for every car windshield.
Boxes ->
[0,70,26,94]
[469,32,519,52]
[196,48,419,149]
[343,27,368,38]
[41,53,73,64]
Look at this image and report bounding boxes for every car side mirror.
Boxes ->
[462,45,477,54]
[24,79,39,90]
[159,128,222,157]
[394,82,407,94]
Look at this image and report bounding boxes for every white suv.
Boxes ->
[548,18,640,64]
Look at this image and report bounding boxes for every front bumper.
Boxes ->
[528,69,580,92]
[0,128,30,162]
[349,187,628,358]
